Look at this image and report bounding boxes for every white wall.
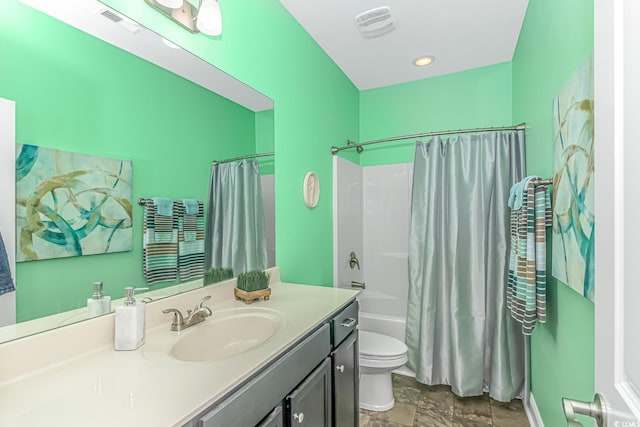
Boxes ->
[334,157,413,319]
[362,164,412,319]
[333,157,364,288]
[261,174,276,268]
[0,98,16,327]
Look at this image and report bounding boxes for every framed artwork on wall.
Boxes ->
[551,52,595,302]
[15,145,133,261]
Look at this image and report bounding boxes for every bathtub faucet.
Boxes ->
[351,281,366,289]
[349,251,360,270]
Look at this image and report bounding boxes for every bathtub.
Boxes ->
[357,291,415,378]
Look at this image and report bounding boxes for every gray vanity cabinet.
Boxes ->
[331,331,358,427]
[286,358,332,427]
[257,405,284,427]
[188,299,359,427]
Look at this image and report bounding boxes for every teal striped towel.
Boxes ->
[0,232,14,296]
[182,198,199,215]
[176,200,205,281]
[507,179,552,335]
[143,199,178,284]
[152,197,173,217]
[508,175,540,210]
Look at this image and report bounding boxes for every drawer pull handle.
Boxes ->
[293,412,305,423]
[336,364,345,373]
[340,318,356,328]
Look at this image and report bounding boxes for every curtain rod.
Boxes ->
[531,178,553,186]
[330,123,527,155]
[212,152,274,166]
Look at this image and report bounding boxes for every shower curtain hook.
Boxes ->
[347,140,364,153]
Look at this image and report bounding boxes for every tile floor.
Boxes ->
[359,374,530,427]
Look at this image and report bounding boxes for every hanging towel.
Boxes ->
[143,199,178,284]
[508,175,540,210]
[152,197,173,217]
[176,200,205,280]
[507,179,552,335]
[182,198,199,215]
[0,232,15,296]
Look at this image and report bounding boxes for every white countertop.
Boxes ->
[0,276,358,426]
[0,278,204,344]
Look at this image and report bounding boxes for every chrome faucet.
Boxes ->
[163,295,212,331]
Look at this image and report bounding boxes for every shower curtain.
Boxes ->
[406,131,525,402]
[205,160,268,276]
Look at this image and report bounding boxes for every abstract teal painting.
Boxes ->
[15,145,133,261]
[552,52,595,302]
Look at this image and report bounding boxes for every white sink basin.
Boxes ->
[163,308,286,362]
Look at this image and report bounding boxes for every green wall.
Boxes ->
[0,1,257,321]
[512,1,595,426]
[256,109,275,175]
[359,62,513,166]
[101,0,360,288]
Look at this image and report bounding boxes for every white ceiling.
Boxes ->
[279,0,529,90]
[22,0,528,102]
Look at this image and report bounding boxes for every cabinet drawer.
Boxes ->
[330,301,358,348]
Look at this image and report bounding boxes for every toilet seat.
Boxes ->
[359,330,408,358]
[359,331,408,368]
[360,353,408,369]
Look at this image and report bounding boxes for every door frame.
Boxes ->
[595,0,640,421]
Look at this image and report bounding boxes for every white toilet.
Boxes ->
[359,330,409,411]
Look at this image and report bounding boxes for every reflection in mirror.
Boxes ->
[205,153,275,282]
[0,0,274,344]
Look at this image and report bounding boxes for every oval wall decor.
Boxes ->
[303,171,320,208]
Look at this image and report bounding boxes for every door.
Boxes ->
[287,358,332,427]
[585,0,640,424]
[332,331,359,427]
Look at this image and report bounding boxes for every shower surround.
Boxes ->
[333,156,413,376]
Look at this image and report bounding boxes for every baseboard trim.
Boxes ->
[525,392,544,427]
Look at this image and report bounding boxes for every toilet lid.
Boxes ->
[359,330,408,358]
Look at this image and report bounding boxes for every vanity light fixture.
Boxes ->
[145,0,222,36]
[196,0,222,36]
[413,56,435,67]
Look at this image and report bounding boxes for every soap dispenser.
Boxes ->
[87,281,111,317]
[114,287,147,351]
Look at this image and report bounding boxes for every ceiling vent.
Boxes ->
[355,7,396,39]
[98,8,145,34]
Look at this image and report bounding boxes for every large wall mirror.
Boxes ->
[0,0,275,344]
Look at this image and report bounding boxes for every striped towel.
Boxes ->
[0,232,14,296]
[176,200,205,281]
[507,179,552,335]
[143,199,178,284]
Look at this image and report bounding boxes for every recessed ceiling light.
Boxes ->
[413,56,435,67]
